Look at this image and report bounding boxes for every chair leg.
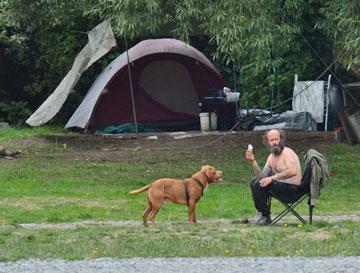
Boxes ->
[271,205,292,225]
[286,203,306,224]
[271,201,290,225]
[270,195,308,225]
[309,205,314,224]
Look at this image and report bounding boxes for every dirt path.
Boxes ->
[1,214,358,230]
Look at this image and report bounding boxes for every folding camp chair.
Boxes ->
[270,192,313,225]
[270,163,314,225]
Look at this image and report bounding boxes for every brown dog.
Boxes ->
[129,165,223,226]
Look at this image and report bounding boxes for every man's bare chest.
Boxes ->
[270,156,287,173]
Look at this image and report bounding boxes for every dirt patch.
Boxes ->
[3,131,335,163]
[0,198,42,210]
[307,229,332,240]
[289,228,332,240]
[0,196,128,210]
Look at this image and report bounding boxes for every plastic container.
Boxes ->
[199,112,217,131]
[210,112,217,130]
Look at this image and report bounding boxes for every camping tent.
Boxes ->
[65,38,227,130]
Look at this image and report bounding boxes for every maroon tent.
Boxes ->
[65,38,227,130]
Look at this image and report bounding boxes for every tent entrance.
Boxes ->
[139,60,199,116]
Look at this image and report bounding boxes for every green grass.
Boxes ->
[0,221,359,261]
[0,126,65,141]
[0,127,360,260]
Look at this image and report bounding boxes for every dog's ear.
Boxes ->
[201,165,208,176]
[202,165,215,178]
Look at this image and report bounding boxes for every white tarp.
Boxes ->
[292,80,325,123]
[26,20,117,126]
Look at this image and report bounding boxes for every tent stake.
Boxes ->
[125,38,138,134]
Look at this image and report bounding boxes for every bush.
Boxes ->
[0,100,32,125]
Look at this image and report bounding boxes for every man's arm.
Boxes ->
[251,160,263,179]
[262,163,272,177]
[246,149,261,179]
[251,160,273,180]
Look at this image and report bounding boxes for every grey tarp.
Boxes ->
[253,111,317,131]
[238,109,317,131]
[26,20,117,126]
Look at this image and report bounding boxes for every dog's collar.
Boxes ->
[183,178,204,206]
[191,177,204,196]
[183,181,190,206]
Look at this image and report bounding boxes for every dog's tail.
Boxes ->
[129,184,151,195]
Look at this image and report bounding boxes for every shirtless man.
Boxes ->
[245,129,305,225]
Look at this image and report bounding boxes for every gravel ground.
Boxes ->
[1,256,360,273]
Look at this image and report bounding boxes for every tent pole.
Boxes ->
[233,62,237,92]
[233,61,240,121]
[125,38,138,134]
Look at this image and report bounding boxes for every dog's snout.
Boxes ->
[215,170,223,182]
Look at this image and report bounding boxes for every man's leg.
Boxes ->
[250,179,271,222]
[268,181,307,203]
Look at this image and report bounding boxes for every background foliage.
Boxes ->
[0,0,359,124]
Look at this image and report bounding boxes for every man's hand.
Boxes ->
[245,149,255,161]
[259,177,273,187]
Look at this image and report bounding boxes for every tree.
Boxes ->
[89,0,335,109]
[318,0,360,79]
[0,0,102,123]
[0,0,358,124]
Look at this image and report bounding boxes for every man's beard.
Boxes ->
[268,142,284,156]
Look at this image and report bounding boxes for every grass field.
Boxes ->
[0,127,359,261]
